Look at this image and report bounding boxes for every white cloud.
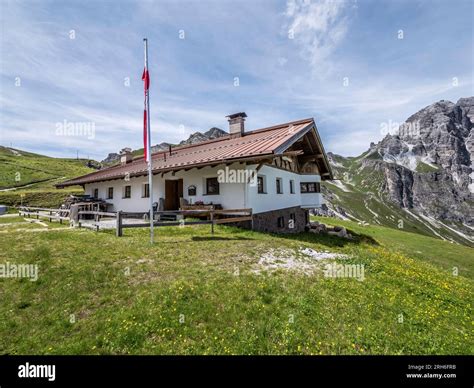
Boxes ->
[285,0,350,75]
[1,0,472,161]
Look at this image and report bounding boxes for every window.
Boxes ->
[300,182,320,193]
[142,183,150,198]
[123,185,131,199]
[205,177,219,195]
[257,176,266,194]
[289,180,295,194]
[277,216,285,228]
[276,178,283,194]
[93,188,99,199]
[107,187,113,199]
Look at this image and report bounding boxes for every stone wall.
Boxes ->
[252,206,309,233]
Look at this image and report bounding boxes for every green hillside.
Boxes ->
[0,146,95,190]
[0,146,96,207]
[312,216,474,279]
[0,217,472,355]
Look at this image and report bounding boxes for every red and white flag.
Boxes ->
[142,38,154,243]
[142,67,150,162]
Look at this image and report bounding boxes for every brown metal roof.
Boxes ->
[57,118,331,187]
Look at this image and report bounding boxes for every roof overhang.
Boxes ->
[56,153,278,188]
[274,121,333,180]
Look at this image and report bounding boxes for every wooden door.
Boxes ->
[164,179,183,210]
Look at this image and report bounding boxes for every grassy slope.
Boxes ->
[0,146,93,189]
[0,219,472,355]
[312,216,474,279]
[0,146,95,207]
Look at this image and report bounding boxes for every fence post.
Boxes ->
[250,209,254,231]
[116,211,122,237]
[210,210,214,235]
[49,210,52,223]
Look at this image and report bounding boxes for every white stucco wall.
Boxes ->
[174,163,245,209]
[85,175,159,212]
[84,163,245,212]
[300,192,323,209]
[84,162,323,213]
[245,165,322,214]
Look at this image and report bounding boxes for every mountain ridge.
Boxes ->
[320,97,473,246]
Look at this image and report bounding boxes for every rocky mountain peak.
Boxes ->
[205,127,227,139]
[179,127,227,145]
[322,96,474,246]
[374,98,473,174]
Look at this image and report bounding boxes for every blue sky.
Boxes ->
[0,0,472,159]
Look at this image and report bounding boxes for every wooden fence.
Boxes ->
[77,210,117,231]
[19,206,70,223]
[18,206,253,237]
[115,208,253,237]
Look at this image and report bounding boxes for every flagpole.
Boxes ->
[144,38,154,244]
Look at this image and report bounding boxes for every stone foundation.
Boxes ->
[251,206,309,233]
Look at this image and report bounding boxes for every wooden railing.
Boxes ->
[18,206,253,237]
[116,208,253,237]
[19,206,70,223]
[77,210,117,231]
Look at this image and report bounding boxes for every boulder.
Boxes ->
[307,220,329,234]
[337,227,347,238]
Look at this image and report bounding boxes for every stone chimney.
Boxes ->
[226,112,247,137]
[120,147,133,164]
